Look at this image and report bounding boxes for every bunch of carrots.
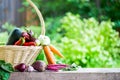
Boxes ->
[43,45,64,64]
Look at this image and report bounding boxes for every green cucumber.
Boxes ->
[6,28,22,45]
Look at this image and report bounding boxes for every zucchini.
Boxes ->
[6,28,22,45]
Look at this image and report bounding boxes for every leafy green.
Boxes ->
[1,63,14,73]
[0,70,10,80]
[0,60,14,80]
[56,13,120,67]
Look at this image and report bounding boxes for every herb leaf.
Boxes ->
[1,63,14,73]
[0,60,14,80]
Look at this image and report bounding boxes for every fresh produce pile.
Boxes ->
[5,27,67,71]
[0,28,68,78]
[14,60,67,72]
[6,28,37,46]
[0,60,67,80]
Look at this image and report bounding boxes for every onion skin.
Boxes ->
[26,66,35,72]
[14,63,27,72]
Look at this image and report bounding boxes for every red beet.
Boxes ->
[32,60,46,72]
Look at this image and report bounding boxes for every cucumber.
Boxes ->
[6,28,22,45]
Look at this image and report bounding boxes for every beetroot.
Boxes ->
[32,60,46,72]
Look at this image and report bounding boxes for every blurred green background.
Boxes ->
[0,0,120,68]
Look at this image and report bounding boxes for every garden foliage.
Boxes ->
[1,12,120,67]
[56,13,120,67]
[22,0,120,28]
[1,0,120,67]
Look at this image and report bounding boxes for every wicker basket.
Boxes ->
[0,46,42,66]
[0,0,46,66]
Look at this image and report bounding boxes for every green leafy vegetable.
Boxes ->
[0,60,14,80]
[56,13,120,67]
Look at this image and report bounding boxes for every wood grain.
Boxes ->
[9,68,120,80]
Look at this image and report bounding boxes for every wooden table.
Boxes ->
[9,68,120,80]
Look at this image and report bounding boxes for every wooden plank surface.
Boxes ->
[9,68,120,80]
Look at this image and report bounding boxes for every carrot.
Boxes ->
[43,46,56,64]
[49,45,64,58]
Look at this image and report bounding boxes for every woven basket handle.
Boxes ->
[27,0,45,36]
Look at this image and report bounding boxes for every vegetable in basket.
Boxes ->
[23,42,36,46]
[22,30,36,42]
[14,37,25,45]
[13,29,38,46]
[6,27,37,46]
[6,28,22,45]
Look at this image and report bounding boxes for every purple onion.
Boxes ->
[14,63,27,72]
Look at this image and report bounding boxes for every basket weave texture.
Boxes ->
[0,46,42,66]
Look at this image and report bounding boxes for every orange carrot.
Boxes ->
[49,45,64,58]
[43,46,56,64]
